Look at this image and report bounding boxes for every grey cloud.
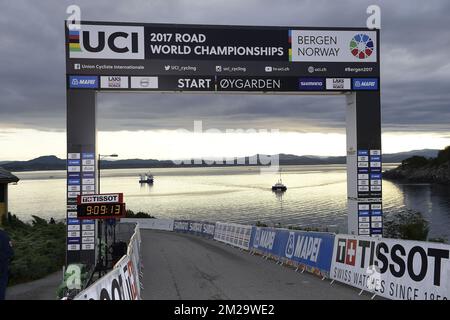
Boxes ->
[0,0,449,133]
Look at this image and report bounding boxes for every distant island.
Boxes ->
[0,149,440,172]
[384,146,450,184]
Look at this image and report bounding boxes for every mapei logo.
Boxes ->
[349,34,374,60]
[253,228,276,250]
[69,25,144,59]
[69,76,98,89]
[253,228,261,248]
[285,232,295,258]
[285,234,323,262]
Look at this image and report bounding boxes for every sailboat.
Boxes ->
[139,171,154,184]
[272,169,287,191]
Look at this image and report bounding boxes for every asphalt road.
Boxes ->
[140,230,372,300]
[6,271,60,300]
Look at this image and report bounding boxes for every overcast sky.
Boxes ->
[1,0,449,160]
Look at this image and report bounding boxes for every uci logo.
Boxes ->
[69,25,144,60]
[285,232,295,259]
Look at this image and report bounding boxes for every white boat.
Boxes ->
[272,170,287,191]
[139,171,154,184]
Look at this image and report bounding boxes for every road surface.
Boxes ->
[6,271,60,300]
[140,230,372,300]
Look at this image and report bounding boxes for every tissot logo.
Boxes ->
[69,25,144,59]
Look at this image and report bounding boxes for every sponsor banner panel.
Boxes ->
[122,218,174,231]
[173,219,190,232]
[100,76,129,89]
[213,222,252,250]
[75,223,142,300]
[290,30,377,62]
[331,234,450,300]
[250,227,335,276]
[173,220,216,238]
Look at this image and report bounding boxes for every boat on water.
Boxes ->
[139,171,154,184]
[272,170,287,191]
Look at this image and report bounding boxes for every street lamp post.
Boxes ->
[97,153,118,274]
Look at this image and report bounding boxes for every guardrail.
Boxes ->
[129,218,450,300]
[74,218,450,300]
[73,223,142,300]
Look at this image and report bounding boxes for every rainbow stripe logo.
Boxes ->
[288,30,292,61]
[68,30,81,52]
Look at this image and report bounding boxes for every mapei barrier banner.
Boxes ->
[173,220,216,238]
[331,234,450,300]
[214,222,253,250]
[250,227,335,276]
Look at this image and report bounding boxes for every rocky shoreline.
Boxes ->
[383,161,450,184]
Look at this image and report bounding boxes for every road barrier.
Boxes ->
[250,227,335,278]
[173,220,216,238]
[214,222,253,250]
[116,219,450,300]
[121,218,174,231]
[74,223,142,300]
[330,234,450,300]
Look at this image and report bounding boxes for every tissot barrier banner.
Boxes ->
[331,234,450,300]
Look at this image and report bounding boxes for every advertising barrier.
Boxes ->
[250,227,335,277]
[173,219,190,232]
[173,220,216,238]
[330,234,450,300]
[213,222,253,250]
[122,218,174,231]
[74,223,142,300]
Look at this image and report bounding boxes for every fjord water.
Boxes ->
[8,165,450,239]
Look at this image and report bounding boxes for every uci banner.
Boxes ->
[331,235,450,300]
[250,227,335,277]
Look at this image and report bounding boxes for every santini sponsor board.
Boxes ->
[331,235,450,300]
[173,220,216,238]
[251,227,335,276]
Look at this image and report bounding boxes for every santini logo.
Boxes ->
[69,25,144,59]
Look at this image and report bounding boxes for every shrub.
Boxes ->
[384,209,429,241]
[401,156,429,168]
[125,209,155,219]
[2,214,66,286]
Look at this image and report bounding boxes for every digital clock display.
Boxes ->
[77,203,125,219]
